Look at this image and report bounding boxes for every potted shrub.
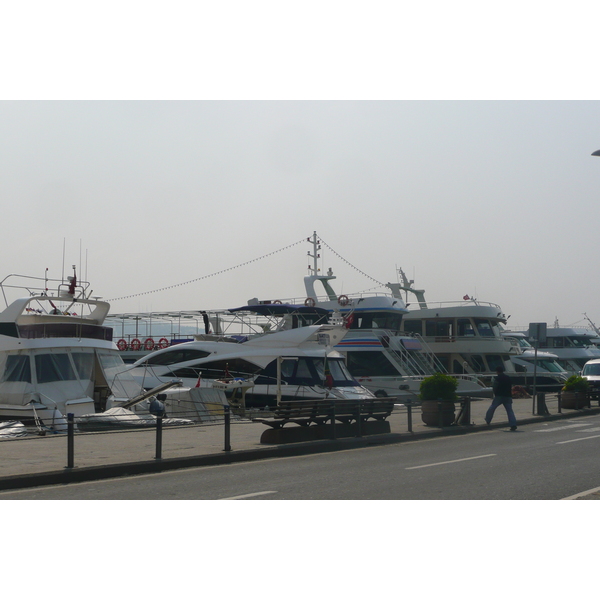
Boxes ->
[561,375,589,409]
[420,372,458,426]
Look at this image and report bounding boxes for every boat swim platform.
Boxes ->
[1,393,600,491]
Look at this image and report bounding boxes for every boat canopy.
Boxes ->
[228,304,331,318]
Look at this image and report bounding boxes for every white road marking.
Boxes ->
[220,490,278,500]
[534,423,590,432]
[562,485,600,500]
[556,434,600,445]
[406,454,496,470]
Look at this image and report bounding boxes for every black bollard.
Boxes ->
[406,400,413,433]
[223,404,231,452]
[66,413,74,469]
[536,392,550,416]
[155,415,163,460]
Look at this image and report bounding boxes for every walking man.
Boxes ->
[485,366,517,431]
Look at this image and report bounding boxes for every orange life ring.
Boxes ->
[338,294,350,306]
[144,338,155,351]
[158,337,169,349]
[304,297,316,307]
[117,339,128,351]
[130,338,141,351]
[272,300,282,304]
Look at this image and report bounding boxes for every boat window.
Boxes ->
[485,355,505,371]
[35,353,76,383]
[403,320,422,335]
[72,352,94,381]
[346,351,399,377]
[144,348,212,366]
[349,312,402,332]
[452,359,466,373]
[514,363,527,372]
[457,319,475,337]
[326,358,356,383]
[470,355,486,372]
[474,319,494,337]
[537,360,563,373]
[2,354,31,383]
[425,320,451,337]
[567,337,590,348]
[169,358,260,381]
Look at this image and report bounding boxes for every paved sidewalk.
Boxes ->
[1,393,600,493]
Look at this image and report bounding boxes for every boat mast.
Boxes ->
[304,232,337,301]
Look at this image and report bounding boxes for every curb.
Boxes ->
[2,406,600,492]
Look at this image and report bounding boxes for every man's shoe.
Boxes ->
[510,426,517,431]
[485,419,491,426]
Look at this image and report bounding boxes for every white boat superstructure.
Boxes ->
[527,326,600,374]
[0,270,150,430]
[501,332,568,391]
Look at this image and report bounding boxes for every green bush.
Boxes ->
[419,372,458,402]
[562,375,589,393]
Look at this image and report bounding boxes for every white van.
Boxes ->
[581,358,600,393]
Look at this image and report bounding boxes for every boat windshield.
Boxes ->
[256,357,358,387]
[532,359,564,372]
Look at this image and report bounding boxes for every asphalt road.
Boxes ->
[4,414,600,500]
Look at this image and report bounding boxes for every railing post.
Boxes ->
[406,400,413,433]
[66,413,74,469]
[330,400,337,440]
[355,401,362,438]
[155,415,163,460]
[558,390,562,414]
[223,404,231,452]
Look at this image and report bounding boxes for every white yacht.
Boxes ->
[500,332,568,391]
[128,319,375,408]
[526,325,600,374]
[388,268,521,384]
[0,269,152,430]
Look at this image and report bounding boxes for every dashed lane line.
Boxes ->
[556,434,600,445]
[219,490,278,500]
[405,454,496,470]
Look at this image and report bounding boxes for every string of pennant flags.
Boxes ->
[107,234,388,303]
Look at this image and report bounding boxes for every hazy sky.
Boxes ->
[2,100,599,329]
[2,3,599,333]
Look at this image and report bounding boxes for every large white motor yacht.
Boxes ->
[127,321,375,408]
[0,269,148,429]
[388,269,522,385]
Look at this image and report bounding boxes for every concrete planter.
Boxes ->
[421,400,455,427]
[561,391,588,410]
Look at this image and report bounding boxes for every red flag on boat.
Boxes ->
[195,374,202,388]
[463,295,470,300]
